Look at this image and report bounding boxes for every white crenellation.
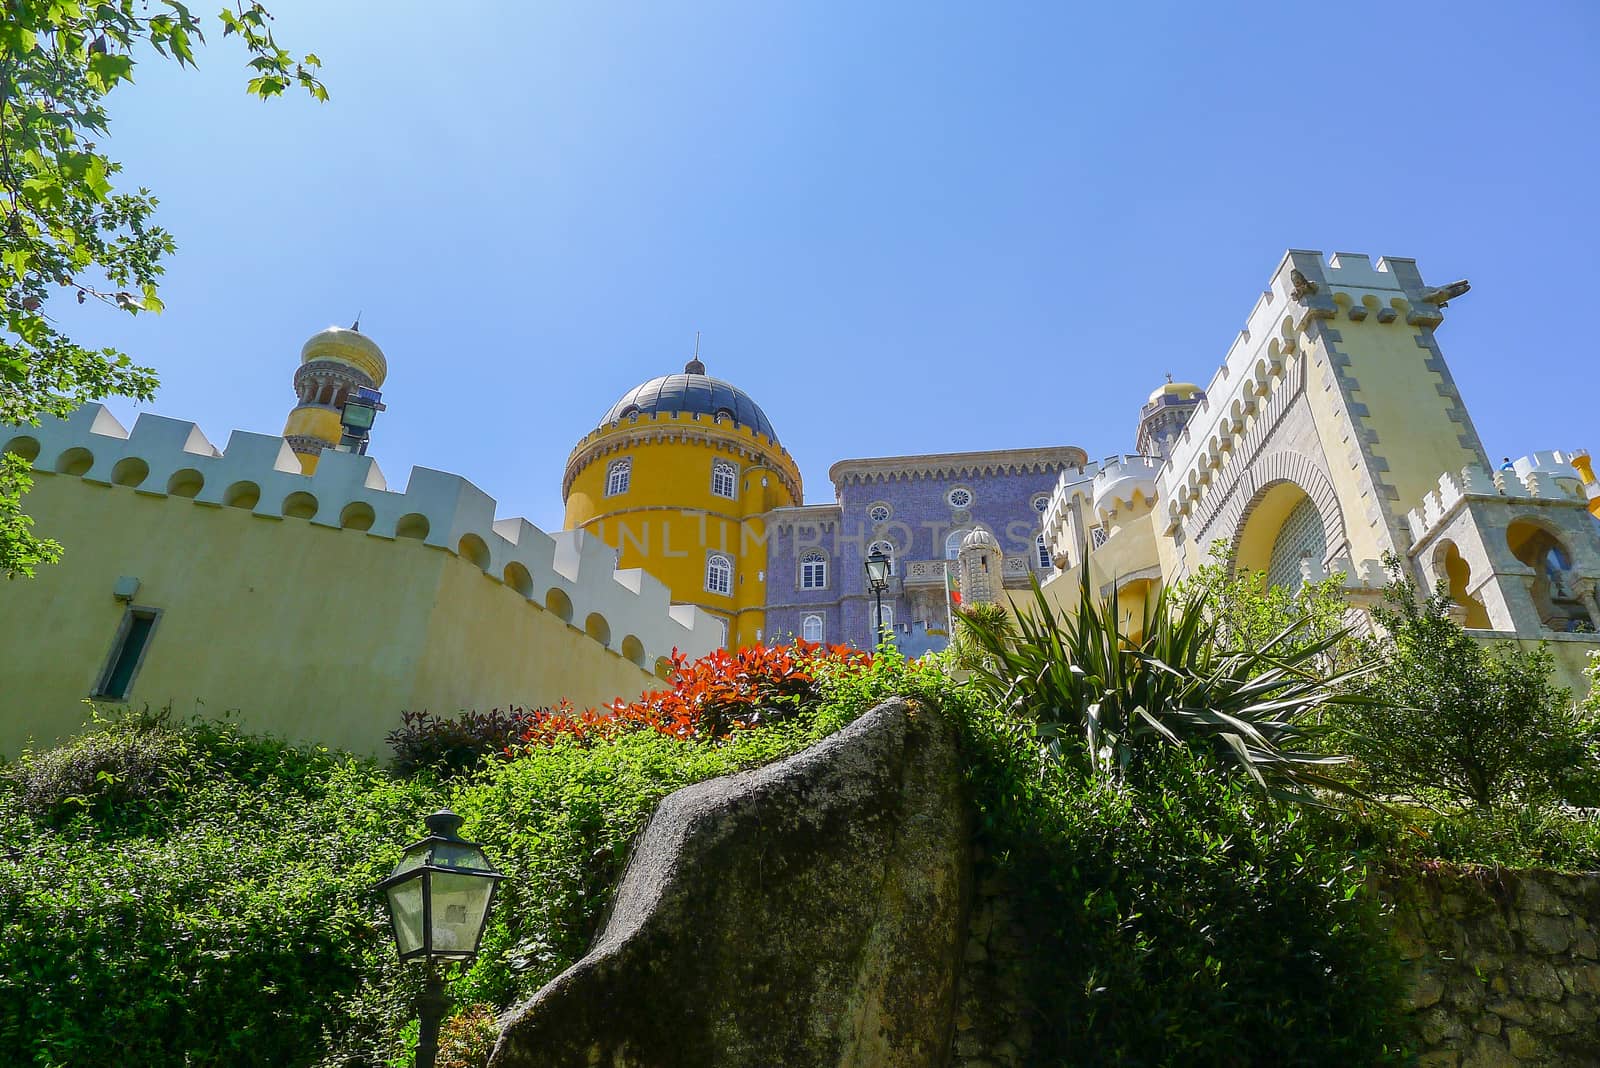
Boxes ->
[1404,453,1589,548]
[3,404,722,666]
[1157,250,1438,533]
[1090,454,1162,523]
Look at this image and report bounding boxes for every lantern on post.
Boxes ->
[864,547,892,647]
[377,810,504,1068]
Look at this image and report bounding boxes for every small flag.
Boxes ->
[946,563,961,607]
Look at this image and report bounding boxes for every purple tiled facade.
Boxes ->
[764,448,1086,652]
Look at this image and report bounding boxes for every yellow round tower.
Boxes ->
[563,356,800,648]
[281,324,388,474]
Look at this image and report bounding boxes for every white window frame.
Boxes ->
[945,528,968,560]
[706,552,733,596]
[1036,533,1052,570]
[871,604,894,635]
[801,614,824,642]
[711,459,738,499]
[1032,494,1050,514]
[867,539,897,576]
[799,550,828,590]
[605,457,632,497]
[867,503,891,524]
[947,487,973,509]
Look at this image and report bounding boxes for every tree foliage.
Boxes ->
[1329,557,1592,809]
[1175,543,1355,663]
[0,1,325,576]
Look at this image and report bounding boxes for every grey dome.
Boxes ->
[599,364,778,442]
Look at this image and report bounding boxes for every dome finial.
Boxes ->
[685,330,705,375]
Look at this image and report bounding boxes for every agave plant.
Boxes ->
[958,567,1375,800]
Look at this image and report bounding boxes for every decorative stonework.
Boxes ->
[829,446,1087,488]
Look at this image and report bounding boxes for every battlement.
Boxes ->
[1403,452,1592,547]
[1091,454,1162,519]
[1299,553,1389,591]
[1158,250,1450,532]
[3,405,722,667]
[1040,459,1101,543]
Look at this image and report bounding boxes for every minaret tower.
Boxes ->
[281,324,388,474]
[1135,375,1205,461]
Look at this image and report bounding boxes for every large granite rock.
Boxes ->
[489,697,970,1068]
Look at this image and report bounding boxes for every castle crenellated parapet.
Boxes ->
[1090,454,1162,523]
[3,405,723,668]
[1405,453,1593,548]
[1157,250,1460,540]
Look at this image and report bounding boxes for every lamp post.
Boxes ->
[338,386,386,455]
[377,810,505,1068]
[864,547,891,648]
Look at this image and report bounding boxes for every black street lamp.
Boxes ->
[864,547,892,648]
[377,810,505,1068]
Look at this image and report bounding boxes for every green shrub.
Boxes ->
[8,724,187,829]
[956,702,1410,1065]
[1332,558,1592,808]
[0,685,864,1067]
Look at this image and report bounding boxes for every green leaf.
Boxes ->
[86,52,135,91]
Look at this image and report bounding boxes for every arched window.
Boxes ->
[868,539,896,575]
[871,604,894,636]
[706,553,732,596]
[945,529,967,559]
[1266,496,1327,591]
[711,460,738,499]
[1036,533,1052,570]
[605,458,631,496]
[802,614,824,642]
[799,550,827,589]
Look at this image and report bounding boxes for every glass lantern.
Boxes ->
[377,810,504,963]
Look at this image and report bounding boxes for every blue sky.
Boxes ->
[70,0,1600,531]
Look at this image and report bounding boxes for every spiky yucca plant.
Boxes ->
[958,567,1374,801]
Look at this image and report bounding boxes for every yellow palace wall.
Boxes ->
[563,412,800,647]
[0,474,655,758]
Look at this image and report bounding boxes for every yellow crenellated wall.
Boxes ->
[0,473,656,759]
[563,413,800,647]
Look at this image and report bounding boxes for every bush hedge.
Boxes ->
[3,642,1589,1066]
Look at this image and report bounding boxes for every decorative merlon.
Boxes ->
[1403,452,1591,547]
[1157,250,1459,529]
[3,405,722,667]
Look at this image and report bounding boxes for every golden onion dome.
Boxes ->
[300,325,387,387]
[1147,380,1202,405]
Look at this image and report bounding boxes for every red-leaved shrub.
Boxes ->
[516,641,871,750]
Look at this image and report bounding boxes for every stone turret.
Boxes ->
[957,527,1003,606]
